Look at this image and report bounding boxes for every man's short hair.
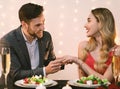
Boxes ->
[19,3,44,23]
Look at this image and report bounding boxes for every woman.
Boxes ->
[63,8,120,82]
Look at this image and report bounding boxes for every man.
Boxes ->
[0,3,63,89]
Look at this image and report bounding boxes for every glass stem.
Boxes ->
[4,73,7,88]
[114,75,118,84]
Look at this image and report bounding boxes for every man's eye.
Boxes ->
[36,23,44,27]
[36,24,41,26]
[36,24,41,27]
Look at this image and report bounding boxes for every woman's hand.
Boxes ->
[62,55,76,64]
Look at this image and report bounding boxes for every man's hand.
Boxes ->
[45,59,62,75]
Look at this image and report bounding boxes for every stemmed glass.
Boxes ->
[112,55,120,83]
[0,47,10,88]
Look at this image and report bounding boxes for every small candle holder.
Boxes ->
[36,84,46,89]
[62,84,72,89]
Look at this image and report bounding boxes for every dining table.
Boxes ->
[46,80,96,89]
[14,80,100,89]
[0,76,98,89]
[14,80,120,89]
[1,79,120,89]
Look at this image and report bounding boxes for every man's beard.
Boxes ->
[27,26,44,39]
[29,32,37,39]
[27,27,37,39]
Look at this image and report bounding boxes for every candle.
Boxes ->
[36,84,46,89]
[62,84,72,89]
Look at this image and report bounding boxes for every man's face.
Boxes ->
[27,13,45,38]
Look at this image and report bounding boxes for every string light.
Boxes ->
[59,23,64,28]
[0,22,5,27]
[58,50,62,54]
[74,27,79,32]
[1,13,6,18]
[59,41,63,45]
[91,0,96,2]
[60,14,65,19]
[43,1,47,5]
[0,5,3,9]
[59,32,63,36]
[75,0,79,4]
[73,18,78,23]
[60,5,65,9]
[74,9,78,14]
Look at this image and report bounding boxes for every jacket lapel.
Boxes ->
[37,38,46,67]
[16,27,31,68]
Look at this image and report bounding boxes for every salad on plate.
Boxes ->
[15,75,57,88]
[23,75,46,85]
[76,75,110,86]
[20,75,53,87]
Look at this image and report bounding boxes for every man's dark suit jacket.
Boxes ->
[0,26,56,89]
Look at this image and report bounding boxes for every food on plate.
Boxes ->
[77,75,109,85]
[23,75,47,85]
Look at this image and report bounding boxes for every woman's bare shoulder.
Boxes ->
[78,41,88,49]
[78,41,88,60]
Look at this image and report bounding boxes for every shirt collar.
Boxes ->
[21,28,37,43]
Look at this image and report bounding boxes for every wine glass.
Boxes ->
[0,47,10,88]
[112,55,120,83]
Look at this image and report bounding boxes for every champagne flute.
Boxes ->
[112,55,120,83]
[0,47,10,88]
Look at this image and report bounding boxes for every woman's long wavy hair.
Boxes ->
[81,8,116,74]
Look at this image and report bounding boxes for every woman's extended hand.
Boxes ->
[62,55,77,64]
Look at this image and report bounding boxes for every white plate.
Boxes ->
[68,80,101,88]
[15,79,58,88]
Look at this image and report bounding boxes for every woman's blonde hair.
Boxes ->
[81,8,116,74]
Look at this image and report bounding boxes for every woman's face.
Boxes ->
[84,13,100,37]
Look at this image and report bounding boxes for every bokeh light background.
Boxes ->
[0,0,120,80]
